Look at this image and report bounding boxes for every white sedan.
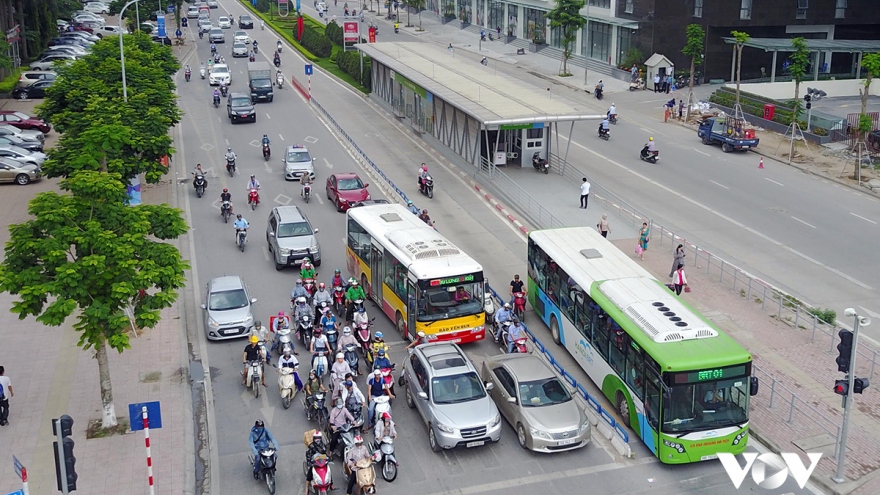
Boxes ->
[209,64,231,86]
[218,16,232,29]
[233,31,250,44]
[83,3,109,14]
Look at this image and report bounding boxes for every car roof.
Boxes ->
[332,172,360,180]
[209,275,245,292]
[0,110,35,118]
[285,144,310,152]
[487,354,555,382]
[418,343,474,377]
[229,92,249,99]
[273,205,306,223]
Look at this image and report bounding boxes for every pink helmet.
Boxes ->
[278,311,285,317]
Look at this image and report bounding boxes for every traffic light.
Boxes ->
[854,377,870,394]
[834,379,849,396]
[804,93,812,110]
[837,329,854,372]
[53,415,77,492]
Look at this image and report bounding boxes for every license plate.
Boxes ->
[743,146,751,149]
[221,329,238,335]
[701,454,718,461]
[557,438,578,446]
[466,441,484,448]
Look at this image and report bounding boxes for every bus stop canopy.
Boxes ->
[721,38,880,81]
[357,42,601,126]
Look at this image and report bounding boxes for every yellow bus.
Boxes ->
[345,204,487,344]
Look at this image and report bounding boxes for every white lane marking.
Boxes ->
[315,193,324,205]
[764,177,785,186]
[279,134,285,141]
[323,158,333,169]
[225,138,229,146]
[850,212,877,225]
[791,216,817,229]
[266,113,271,119]
[692,147,711,157]
[557,134,872,290]
[709,180,729,190]
[264,163,273,173]
[262,245,270,261]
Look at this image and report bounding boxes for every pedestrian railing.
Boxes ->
[476,156,565,229]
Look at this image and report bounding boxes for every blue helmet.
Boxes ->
[378,349,386,357]
[375,332,384,339]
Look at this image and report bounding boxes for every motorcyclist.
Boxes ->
[293,297,314,331]
[405,331,428,351]
[313,283,333,313]
[345,436,371,495]
[607,103,617,120]
[370,332,390,358]
[226,147,237,165]
[310,327,330,368]
[253,39,259,52]
[330,352,353,386]
[184,64,192,77]
[273,51,281,67]
[210,42,217,53]
[406,199,419,215]
[336,327,359,368]
[300,172,313,198]
[372,348,392,372]
[192,163,207,188]
[291,279,310,302]
[301,258,316,281]
[340,379,366,412]
[272,311,295,355]
[418,163,429,189]
[506,316,526,353]
[366,369,394,428]
[250,320,272,361]
[345,280,366,321]
[352,306,368,333]
[220,188,233,215]
[303,369,327,410]
[330,269,346,289]
[277,345,303,391]
[219,81,228,96]
[276,69,284,87]
[373,412,397,442]
[234,213,248,237]
[213,88,221,105]
[249,420,279,479]
[599,117,610,137]
[304,431,335,493]
[247,174,261,192]
[641,136,657,158]
[493,303,513,343]
[419,209,434,227]
[249,49,255,61]
[242,335,266,387]
[319,308,339,335]
[276,40,283,52]
[328,398,355,453]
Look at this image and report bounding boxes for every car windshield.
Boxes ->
[337,177,365,191]
[431,372,486,404]
[277,221,313,238]
[231,97,250,107]
[241,15,252,21]
[235,31,246,37]
[234,42,245,49]
[660,378,750,435]
[417,282,484,322]
[286,151,311,163]
[252,79,271,88]
[518,378,572,407]
[219,16,229,22]
[208,288,249,310]
[211,29,222,35]
[212,66,229,74]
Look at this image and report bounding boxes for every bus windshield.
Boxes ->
[661,377,750,435]
[418,282,483,322]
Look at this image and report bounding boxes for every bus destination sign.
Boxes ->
[430,274,475,287]
[670,364,747,384]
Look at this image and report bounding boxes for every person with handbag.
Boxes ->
[673,264,688,296]
[637,222,650,261]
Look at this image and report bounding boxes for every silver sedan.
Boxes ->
[481,354,591,453]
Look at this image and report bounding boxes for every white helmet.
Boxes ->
[336,353,344,360]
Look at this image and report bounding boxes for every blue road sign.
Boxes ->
[296,0,301,12]
[5,490,24,495]
[128,401,163,431]
[305,64,313,75]
[157,15,166,38]
[12,455,22,479]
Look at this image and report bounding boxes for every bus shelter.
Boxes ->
[721,38,880,82]
[356,42,602,172]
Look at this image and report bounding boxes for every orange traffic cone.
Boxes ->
[758,158,764,169]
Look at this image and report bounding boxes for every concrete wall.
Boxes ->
[729,79,880,100]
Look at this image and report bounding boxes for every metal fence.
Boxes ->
[477,156,566,229]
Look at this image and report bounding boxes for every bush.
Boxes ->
[255,0,271,13]
[0,67,22,93]
[297,26,332,58]
[812,127,828,136]
[807,307,837,325]
[336,50,371,90]
[325,21,343,46]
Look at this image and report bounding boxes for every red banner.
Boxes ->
[343,21,359,43]
[297,16,304,41]
[368,26,376,43]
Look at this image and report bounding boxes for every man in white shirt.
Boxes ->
[0,366,13,426]
[580,178,591,209]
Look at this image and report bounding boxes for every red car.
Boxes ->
[0,111,51,134]
[326,173,371,212]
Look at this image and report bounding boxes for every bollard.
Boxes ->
[768,377,777,409]
[811,314,818,343]
[794,305,800,329]
[720,259,725,283]
[747,277,753,301]
[871,352,877,381]
[787,394,796,422]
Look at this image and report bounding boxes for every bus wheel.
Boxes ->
[550,315,561,345]
[616,392,630,425]
[396,312,406,338]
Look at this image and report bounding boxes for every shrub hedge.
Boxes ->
[709,88,796,126]
[297,25,332,58]
[325,21,343,46]
[336,50,371,90]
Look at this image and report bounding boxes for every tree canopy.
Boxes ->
[546,0,586,76]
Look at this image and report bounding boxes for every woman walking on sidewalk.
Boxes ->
[638,222,650,261]
[597,214,610,238]
[673,264,688,295]
[669,244,685,277]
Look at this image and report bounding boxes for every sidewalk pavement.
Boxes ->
[0,154,191,495]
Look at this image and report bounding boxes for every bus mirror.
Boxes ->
[750,376,759,396]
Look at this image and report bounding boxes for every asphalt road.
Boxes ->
[174,2,823,494]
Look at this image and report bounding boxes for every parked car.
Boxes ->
[218,16,232,29]
[0,111,51,134]
[227,93,256,124]
[231,42,248,57]
[151,35,172,46]
[0,124,44,143]
[403,342,502,452]
[325,172,371,212]
[44,45,89,57]
[201,275,257,340]
[0,135,43,152]
[83,3,109,14]
[16,71,56,88]
[48,37,92,48]
[283,145,316,181]
[11,80,54,100]
[481,354,591,452]
[30,54,75,71]
[95,25,123,36]
[57,19,70,30]
[238,14,254,29]
[266,206,322,270]
[0,145,47,166]
[0,157,41,185]
[60,31,100,43]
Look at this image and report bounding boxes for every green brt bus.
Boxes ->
[527,227,757,463]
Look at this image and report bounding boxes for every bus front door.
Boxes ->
[370,246,383,304]
[406,282,417,341]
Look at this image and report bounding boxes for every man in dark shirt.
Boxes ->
[509,274,524,304]
[242,335,265,387]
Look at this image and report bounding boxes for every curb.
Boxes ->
[472,182,529,235]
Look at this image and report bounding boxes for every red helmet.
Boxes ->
[318,283,325,289]
[223,188,228,192]
[382,412,391,420]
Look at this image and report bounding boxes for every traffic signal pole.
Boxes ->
[833,309,871,484]
[54,418,69,495]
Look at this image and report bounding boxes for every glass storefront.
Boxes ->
[488,1,504,33]
[583,21,611,62]
[442,0,455,18]
[459,0,473,23]
[476,0,485,26]
[550,26,562,49]
[427,0,440,15]
[507,7,518,37]
[616,27,633,68]
[524,8,546,43]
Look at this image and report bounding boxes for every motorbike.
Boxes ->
[249,188,261,210]
[253,41,259,53]
[274,56,281,68]
[211,44,217,54]
[221,200,232,223]
[598,126,610,141]
[185,70,191,82]
[344,343,360,376]
[312,349,329,383]
[226,156,236,176]
[200,67,206,79]
[213,94,221,108]
[373,436,398,482]
[276,321,294,358]
[276,73,284,89]
[263,143,271,161]
[639,145,659,164]
[305,454,332,494]
[512,291,526,320]
[303,278,317,298]
[237,228,248,252]
[244,359,263,398]
[628,77,646,91]
[531,152,550,174]
[345,455,378,495]
[494,319,512,344]
[182,17,188,27]
[194,174,207,198]
[507,335,528,354]
[347,402,365,430]
[297,313,315,351]
[483,284,496,320]
[336,422,359,461]
[333,286,346,315]
[277,41,283,53]
[394,25,399,33]
[214,52,221,63]
[278,365,298,409]
[418,175,434,199]
[249,448,277,494]
[220,84,228,97]
[249,53,256,62]
[303,183,311,203]
[324,320,338,354]
[304,392,329,430]
[594,87,604,100]
[377,365,395,396]
[608,113,618,125]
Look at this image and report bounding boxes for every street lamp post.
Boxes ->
[119,0,141,102]
[583,2,590,86]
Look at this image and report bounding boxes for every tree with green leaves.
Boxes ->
[0,171,189,428]
[858,53,880,142]
[38,33,181,184]
[788,37,812,125]
[401,0,426,28]
[545,0,586,77]
[730,30,750,108]
[682,24,704,91]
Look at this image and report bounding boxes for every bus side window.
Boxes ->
[626,344,644,398]
[347,218,371,264]
[644,379,660,429]
[383,250,401,295]
[609,328,627,375]
[594,318,611,361]
[574,291,591,341]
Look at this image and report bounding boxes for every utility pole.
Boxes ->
[582,1,590,87]
[832,308,872,484]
